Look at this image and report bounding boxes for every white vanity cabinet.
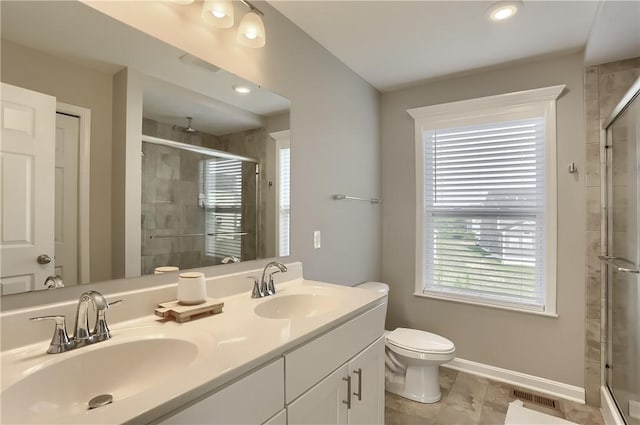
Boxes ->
[287,364,350,424]
[156,359,285,425]
[347,337,385,425]
[287,337,385,425]
[154,301,386,425]
[285,303,386,425]
[264,409,287,425]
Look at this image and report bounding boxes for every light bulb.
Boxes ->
[211,9,226,18]
[201,0,234,28]
[237,11,265,48]
[487,1,522,22]
[233,85,252,94]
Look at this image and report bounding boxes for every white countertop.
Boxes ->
[1,278,386,424]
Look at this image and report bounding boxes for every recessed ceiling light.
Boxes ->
[233,85,252,94]
[488,1,522,22]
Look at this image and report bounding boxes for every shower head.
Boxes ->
[184,117,197,133]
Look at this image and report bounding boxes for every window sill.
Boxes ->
[412,292,559,318]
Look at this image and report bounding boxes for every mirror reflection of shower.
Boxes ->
[140,114,290,275]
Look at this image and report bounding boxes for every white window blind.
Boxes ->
[423,117,546,310]
[279,147,290,257]
[203,158,243,259]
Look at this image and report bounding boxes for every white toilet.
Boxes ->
[356,281,456,403]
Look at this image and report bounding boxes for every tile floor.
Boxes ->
[385,368,606,425]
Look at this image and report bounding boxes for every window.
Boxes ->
[279,146,291,257]
[408,86,564,315]
[271,129,291,258]
[202,158,243,259]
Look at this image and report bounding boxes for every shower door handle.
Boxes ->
[599,256,640,274]
[616,267,640,274]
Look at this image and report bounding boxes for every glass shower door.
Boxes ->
[605,83,640,425]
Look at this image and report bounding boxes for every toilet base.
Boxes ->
[386,364,442,404]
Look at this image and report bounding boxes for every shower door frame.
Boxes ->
[602,76,640,425]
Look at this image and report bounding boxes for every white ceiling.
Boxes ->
[585,0,640,66]
[269,1,603,92]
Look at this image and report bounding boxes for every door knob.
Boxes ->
[37,254,52,264]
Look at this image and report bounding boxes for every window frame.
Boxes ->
[271,130,291,258]
[408,85,564,317]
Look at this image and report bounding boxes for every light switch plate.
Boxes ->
[313,231,321,249]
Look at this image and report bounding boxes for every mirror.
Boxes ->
[0,1,291,296]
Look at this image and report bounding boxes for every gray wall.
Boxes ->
[381,52,586,387]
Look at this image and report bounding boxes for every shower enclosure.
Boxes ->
[140,136,259,275]
[602,77,640,425]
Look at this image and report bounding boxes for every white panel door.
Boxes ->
[55,113,79,286]
[287,364,349,425]
[348,337,385,425]
[0,83,56,294]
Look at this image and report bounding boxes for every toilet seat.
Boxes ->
[386,328,455,355]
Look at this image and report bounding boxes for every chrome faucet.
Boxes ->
[74,290,110,346]
[221,256,240,264]
[250,262,288,298]
[31,290,121,354]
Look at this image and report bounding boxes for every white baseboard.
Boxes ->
[601,386,625,425]
[442,358,585,404]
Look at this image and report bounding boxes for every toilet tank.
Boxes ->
[355,281,389,319]
[355,281,389,294]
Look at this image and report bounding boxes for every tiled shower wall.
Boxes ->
[583,57,640,406]
[141,119,271,275]
[141,141,216,274]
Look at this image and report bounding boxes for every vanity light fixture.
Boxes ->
[196,0,266,48]
[201,0,234,28]
[237,0,266,48]
[487,1,523,21]
[233,85,252,94]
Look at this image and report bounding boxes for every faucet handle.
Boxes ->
[107,299,123,307]
[266,270,280,295]
[93,299,123,341]
[30,315,72,354]
[247,276,263,298]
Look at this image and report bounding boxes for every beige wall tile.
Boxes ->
[585,317,601,363]
[585,360,601,406]
[586,186,601,230]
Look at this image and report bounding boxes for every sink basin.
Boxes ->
[254,293,337,319]
[1,331,208,424]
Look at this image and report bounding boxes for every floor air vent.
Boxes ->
[511,389,558,409]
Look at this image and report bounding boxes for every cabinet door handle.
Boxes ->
[342,376,352,409]
[353,368,362,401]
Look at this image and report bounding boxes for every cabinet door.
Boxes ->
[348,337,385,425]
[263,409,286,425]
[287,364,349,425]
[157,359,284,425]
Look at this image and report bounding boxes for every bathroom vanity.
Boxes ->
[0,263,387,424]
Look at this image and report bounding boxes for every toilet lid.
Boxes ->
[386,328,455,353]
[356,282,389,294]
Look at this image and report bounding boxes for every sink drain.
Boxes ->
[88,394,113,410]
